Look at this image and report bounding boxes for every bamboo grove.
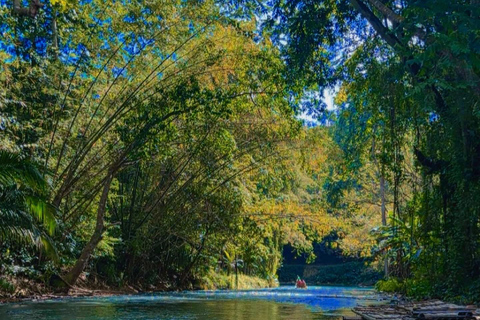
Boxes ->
[0,0,341,291]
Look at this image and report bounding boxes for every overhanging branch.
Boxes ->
[348,0,402,48]
[366,0,404,24]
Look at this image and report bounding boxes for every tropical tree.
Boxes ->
[0,150,57,259]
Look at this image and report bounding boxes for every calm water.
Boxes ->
[0,286,383,320]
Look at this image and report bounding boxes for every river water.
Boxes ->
[0,286,383,320]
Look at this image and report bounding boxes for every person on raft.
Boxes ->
[296,276,307,288]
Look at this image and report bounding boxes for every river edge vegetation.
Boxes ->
[0,0,479,304]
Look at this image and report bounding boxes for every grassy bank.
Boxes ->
[376,277,480,305]
[0,271,277,303]
[198,270,278,290]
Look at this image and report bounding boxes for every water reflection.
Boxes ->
[0,286,382,320]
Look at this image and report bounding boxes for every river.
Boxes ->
[0,286,383,319]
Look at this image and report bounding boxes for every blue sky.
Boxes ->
[297,87,337,126]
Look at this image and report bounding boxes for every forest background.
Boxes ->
[0,0,479,303]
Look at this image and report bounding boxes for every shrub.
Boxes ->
[0,278,15,294]
[375,278,405,293]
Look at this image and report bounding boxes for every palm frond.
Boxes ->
[0,150,46,193]
[25,196,57,236]
[0,150,58,261]
[0,208,59,262]
[40,234,60,263]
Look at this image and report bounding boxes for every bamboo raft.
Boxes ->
[345,300,480,320]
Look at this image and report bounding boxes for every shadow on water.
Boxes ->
[0,286,384,320]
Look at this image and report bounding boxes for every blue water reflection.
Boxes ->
[0,286,383,320]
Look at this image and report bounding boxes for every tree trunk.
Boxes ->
[235,251,238,290]
[380,173,388,277]
[372,132,389,277]
[51,9,58,58]
[63,172,114,287]
[380,175,386,226]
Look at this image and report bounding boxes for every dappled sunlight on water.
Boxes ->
[0,286,384,320]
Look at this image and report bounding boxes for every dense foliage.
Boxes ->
[0,0,339,293]
[1,0,479,303]
[250,0,480,302]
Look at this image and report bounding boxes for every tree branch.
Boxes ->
[366,0,404,24]
[348,0,402,48]
[414,147,448,174]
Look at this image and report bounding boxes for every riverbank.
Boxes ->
[0,273,278,303]
[198,270,278,290]
[0,274,151,304]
